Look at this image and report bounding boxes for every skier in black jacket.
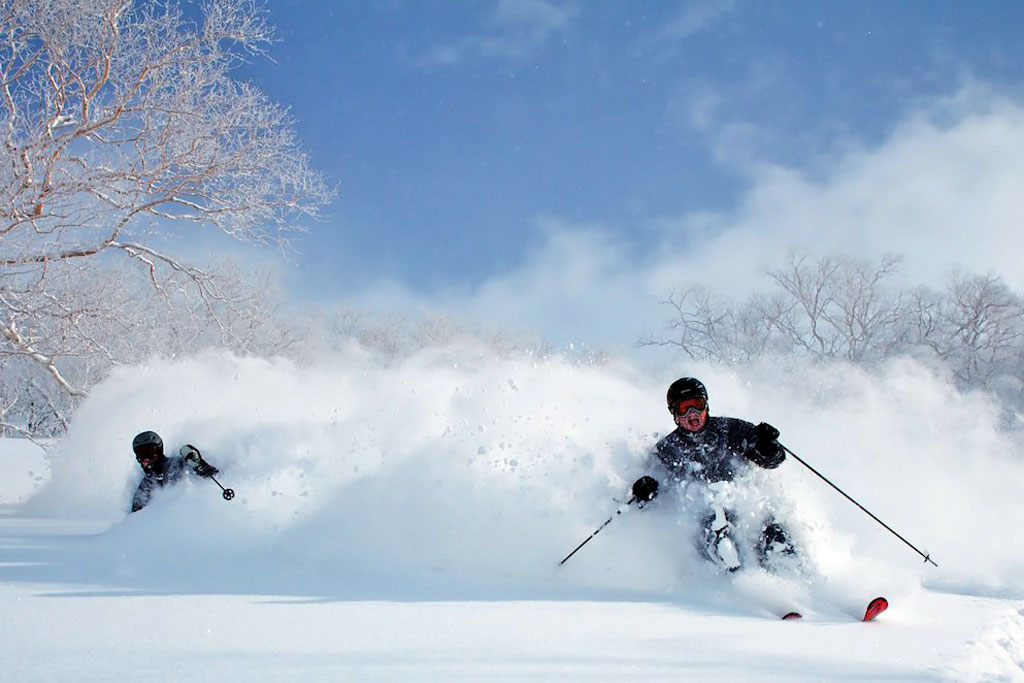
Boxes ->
[631,378,795,571]
[130,431,220,512]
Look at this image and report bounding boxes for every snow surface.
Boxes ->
[2,346,1024,681]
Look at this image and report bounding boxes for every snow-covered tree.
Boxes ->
[914,271,1024,390]
[643,254,906,365]
[0,0,331,430]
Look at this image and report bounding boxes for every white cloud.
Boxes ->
[681,88,722,131]
[657,0,737,42]
[415,0,575,69]
[355,86,1024,348]
[658,84,1024,298]
[490,0,573,31]
[462,220,657,344]
[354,219,660,347]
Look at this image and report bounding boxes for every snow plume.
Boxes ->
[22,345,1024,603]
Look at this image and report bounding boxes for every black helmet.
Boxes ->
[132,430,163,455]
[666,377,708,409]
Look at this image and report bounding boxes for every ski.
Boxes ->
[780,597,888,622]
[862,596,888,622]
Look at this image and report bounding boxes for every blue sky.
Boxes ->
[232,1,1024,347]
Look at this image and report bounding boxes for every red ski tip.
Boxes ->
[862,597,888,622]
[781,612,803,620]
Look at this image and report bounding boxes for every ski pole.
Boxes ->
[208,475,235,501]
[782,444,937,567]
[558,497,636,566]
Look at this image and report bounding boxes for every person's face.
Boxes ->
[672,397,708,432]
[134,443,163,470]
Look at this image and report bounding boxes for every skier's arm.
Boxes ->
[131,479,152,513]
[632,431,699,505]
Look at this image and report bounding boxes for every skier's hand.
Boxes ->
[632,476,659,503]
[179,444,201,464]
[746,423,785,469]
[192,460,219,478]
[752,422,780,444]
[180,445,218,477]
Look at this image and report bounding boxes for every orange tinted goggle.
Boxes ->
[672,397,707,415]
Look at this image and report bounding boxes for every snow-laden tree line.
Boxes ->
[643,253,1024,427]
[0,0,331,437]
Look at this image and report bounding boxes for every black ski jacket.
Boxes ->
[649,416,784,487]
[131,456,189,512]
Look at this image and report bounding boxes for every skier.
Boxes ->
[130,431,220,512]
[631,377,796,572]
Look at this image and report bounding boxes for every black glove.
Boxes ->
[632,475,659,503]
[752,422,780,444]
[746,422,785,469]
[192,460,219,478]
[180,444,219,478]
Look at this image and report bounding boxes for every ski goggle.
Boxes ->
[134,443,162,461]
[672,397,707,415]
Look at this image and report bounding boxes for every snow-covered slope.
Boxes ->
[2,346,1023,680]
